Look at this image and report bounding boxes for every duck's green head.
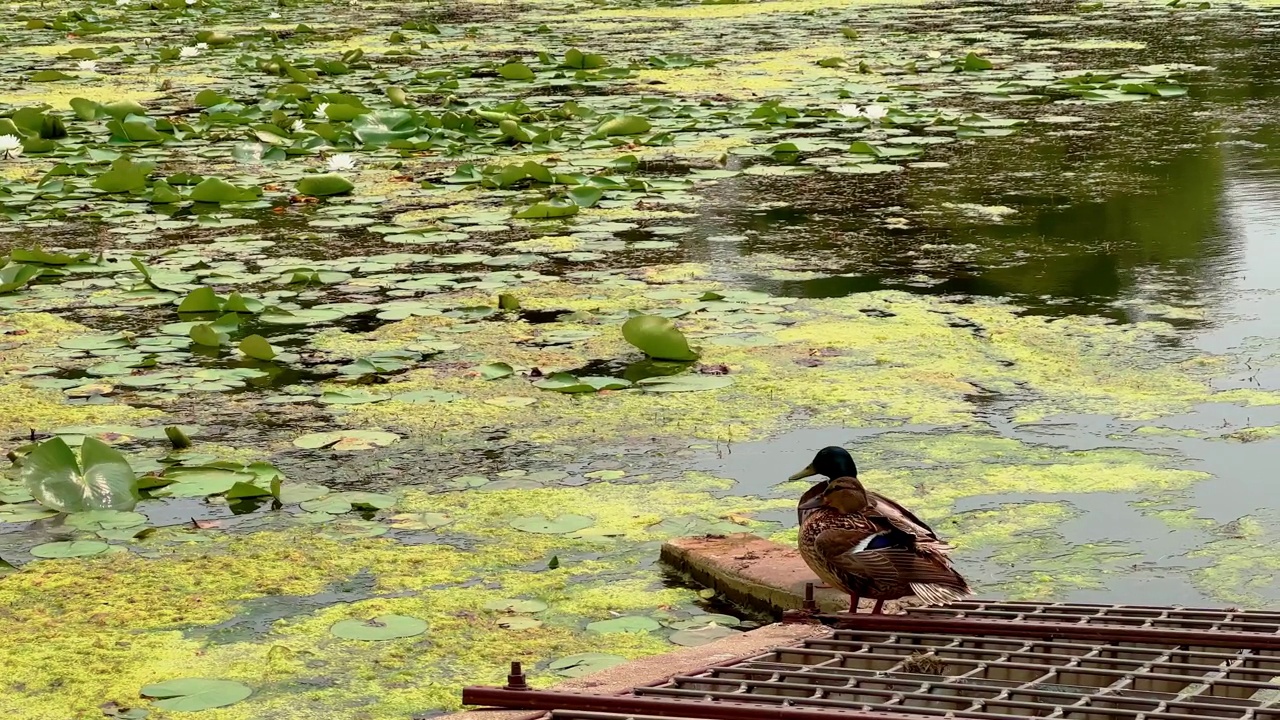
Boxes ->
[788,446,859,482]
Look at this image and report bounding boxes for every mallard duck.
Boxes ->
[790,447,970,614]
[790,447,940,539]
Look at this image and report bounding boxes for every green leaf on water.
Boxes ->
[513,199,579,219]
[509,514,593,534]
[275,482,330,504]
[21,437,137,512]
[31,540,111,558]
[586,615,661,633]
[636,375,734,392]
[300,496,353,514]
[498,63,535,80]
[482,598,548,613]
[140,678,252,712]
[189,324,225,347]
[292,430,399,450]
[668,623,737,646]
[30,69,74,82]
[961,52,993,71]
[66,509,147,531]
[92,157,152,193]
[497,616,542,630]
[563,48,608,69]
[296,174,355,197]
[330,615,428,641]
[178,287,222,313]
[567,186,604,207]
[0,263,42,294]
[239,335,276,361]
[533,373,631,393]
[593,115,651,138]
[480,362,514,380]
[225,482,272,499]
[318,390,391,405]
[189,177,257,204]
[622,315,698,361]
[549,653,627,677]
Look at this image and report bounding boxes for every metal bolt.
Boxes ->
[505,661,529,691]
[803,582,817,612]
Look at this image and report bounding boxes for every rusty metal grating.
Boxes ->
[464,601,1280,720]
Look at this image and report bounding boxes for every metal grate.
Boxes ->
[464,601,1280,720]
[905,601,1280,635]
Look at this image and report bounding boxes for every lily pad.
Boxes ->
[622,315,698,361]
[20,437,137,512]
[293,430,400,451]
[668,623,738,646]
[140,679,252,711]
[636,375,735,392]
[549,653,627,678]
[31,540,111,558]
[586,616,661,633]
[482,598,548,613]
[330,615,428,641]
[509,514,594,534]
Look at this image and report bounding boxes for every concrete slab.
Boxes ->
[445,622,830,720]
[660,533,917,615]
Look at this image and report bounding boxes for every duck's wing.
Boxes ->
[867,491,951,550]
[816,528,971,600]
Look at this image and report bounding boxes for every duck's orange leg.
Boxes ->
[871,599,885,614]
[848,594,860,613]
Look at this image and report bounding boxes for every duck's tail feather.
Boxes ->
[910,581,972,606]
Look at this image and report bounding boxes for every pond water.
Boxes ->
[3,0,1280,716]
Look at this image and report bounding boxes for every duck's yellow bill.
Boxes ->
[788,464,817,481]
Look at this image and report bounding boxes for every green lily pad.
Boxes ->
[480,362,514,380]
[293,430,400,450]
[318,390,391,405]
[297,174,355,197]
[636,375,735,392]
[20,437,138,512]
[300,496,353,514]
[668,623,738,646]
[330,615,428,641]
[549,653,627,677]
[275,483,330,504]
[622,315,698,361]
[31,540,111,558]
[509,514,593,534]
[496,616,543,630]
[586,616,661,633]
[482,598,548,613]
[66,510,147,531]
[140,678,252,711]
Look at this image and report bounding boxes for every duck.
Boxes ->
[790,447,970,614]
[790,446,940,539]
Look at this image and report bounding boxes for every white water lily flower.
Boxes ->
[185,0,197,5]
[196,42,209,50]
[268,10,281,18]
[0,135,23,160]
[290,119,305,133]
[77,60,98,72]
[115,0,130,6]
[837,103,861,118]
[180,46,201,58]
[862,104,889,122]
[313,102,329,118]
[327,153,357,172]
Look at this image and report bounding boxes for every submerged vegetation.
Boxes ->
[3,0,1280,716]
